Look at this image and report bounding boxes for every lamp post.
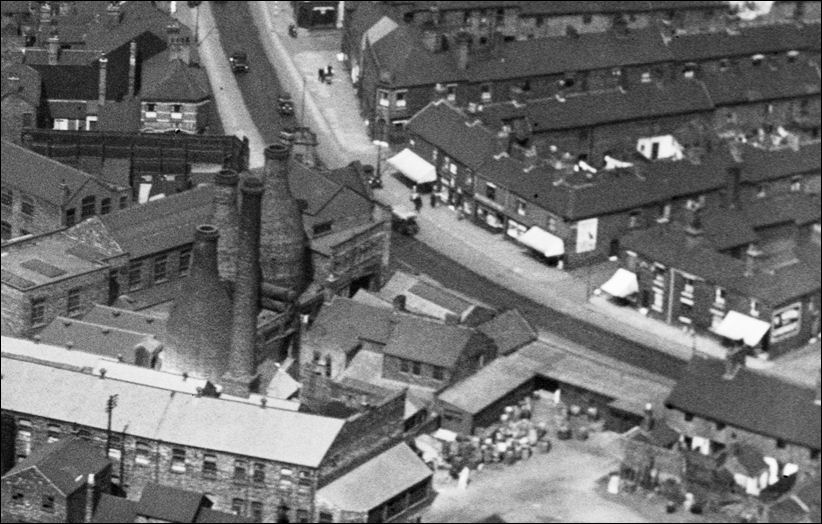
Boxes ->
[373,139,389,181]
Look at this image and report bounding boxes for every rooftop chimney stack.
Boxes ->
[744,243,762,277]
[213,169,239,282]
[47,33,60,65]
[40,3,53,26]
[83,473,96,523]
[166,225,233,380]
[106,2,122,27]
[260,144,310,294]
[128,41,137,98]
[223,177,265,397]
[456,31,471,71]
[97,57,108,106]
[166,20,190,64]
[641,403,655,432]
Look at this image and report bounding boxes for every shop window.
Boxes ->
[171,448,186,472]
[128,261,142,291]
[153,254,168,283]
[135,442,150,465]
[21,195,35,217]
[30,297,46,327]
[202,454,217,478]
[67,288,82,316]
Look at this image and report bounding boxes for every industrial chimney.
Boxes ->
[165,225,233,380]
[260,143,310,294]
[97,57,108,107]
[223,177,265,397]
[213,169,239,282]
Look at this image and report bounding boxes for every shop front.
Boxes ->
[517,226,565,266]
[711,310,771,351]
[387,148,437,190]
[599,268,639,305]
[474,195,506,233]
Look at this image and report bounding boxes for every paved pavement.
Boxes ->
[249,1,742,364]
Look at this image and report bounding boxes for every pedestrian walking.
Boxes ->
[430,191,437,208]
[318,68,325,83]
[326,64,334,78]
[413,194,423,213]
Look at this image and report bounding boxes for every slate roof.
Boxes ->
[740,193,821,228]
[22,48,102,67]
[100,185,215,258]
[517,80,714,132]
[700,61,821,106]
[1,138,101,205]
[2,356,346,467]
[477,309,537,356]
[137,483,208,523]
[98,98,142,133]
[25,61,101,101]
[37,317,157,362]
[739,143,821,183]
[406,100,503,169]
[381,315,479,367]
[326,161,371,198]
[316,443,431,512]
[437,356,535,414]
[92,494,138,523]
[82,2,193,56]
[287,161,374,224]
[81,305,166,336]
[699,207,758,251]
[2,438,109,496]
[140,52,210,102]
[305,296,395,351]
[669,23,822,62]
[666,356,821,450]
[727,260,821,305]
[1,63,41,107]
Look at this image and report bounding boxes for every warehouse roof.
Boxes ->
[1,357,345,467]
[666,357,821,450]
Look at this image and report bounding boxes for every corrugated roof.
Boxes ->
[2,438,110,496]
[101,186,214,258]
[316,443,431,512]
[1,357,346,467]
[666,357,821,450]
[1,138,96,205]
[407,100,502,170]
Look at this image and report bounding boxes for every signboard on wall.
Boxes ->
[575,218,598,253]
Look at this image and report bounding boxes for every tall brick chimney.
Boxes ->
[83,473,95,523]
[223,177,265,397]
[166,20,190,64]
[127,41,137,98]
[165,225,233,379]
[47,33,60,65]
[97,57,108,106]
[260,144,310,294]
[213,169,239,282]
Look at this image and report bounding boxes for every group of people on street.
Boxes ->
[410,184,442,213]
[318,64,334,84]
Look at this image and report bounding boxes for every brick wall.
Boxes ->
[1,95,37,145]
[382,354,452,389]
[140,100,211,134]
[2,467,72,523]
[1,188,62,239]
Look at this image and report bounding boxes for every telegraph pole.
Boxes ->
[105,394,118,456]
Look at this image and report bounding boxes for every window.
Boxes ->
[772,302,801,341]
[446,84,457,102]
[400,359,410,373]
[47,423,61,443]
[153,254,168,283]
[251,502,264,523]
[119,195,128,209]
[17,419,32,458]
[234,459,247,482]
[30,297,46,327]
[395,90,407,108]
[378,90,390,107]
[641,71,652,83]
[547,216,558,232]
[53,118,69,130]
[40,494,55,512]
[657,203,671,223]
[67,288,82,316]
[253,462,265,484]
[684,412,694,422]
[297,509,310,523]
[128,261,142,291]
[776,439,786,449]
[108,434,122,460]
[202,454,217,478]
[433,366,444,380]
[22,112,33,128]
[179,248,192,276]
[751,53,764,66]
[12,492,25,505]
[135,441,150,465]
[790,176,802,192]
[171,104,183,119]
[312,221,333,236]
[146,103,157,118]
[232,498,245,516]
[485,183,496,201]
[583,13,592,24]
[480,84,492,102]
[298,471,312,488]
[412,361,421,376]
[719,58,731,71]
[80,195,96,219]
[683,277,694,296]
[714,287,726,306]
[100,198,111,215]
[77,428,92,440]
[1,221,10,241]
[716,422,726,431]
[171,448,186,472]
[21,195,34,217]
[516,199,526,216]
[628,210,641,228]
[612,67,622,77]
[560,77,575,88]
[319,512,334,523]
[1,187,11,206]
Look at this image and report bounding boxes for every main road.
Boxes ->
[211,2,686,381]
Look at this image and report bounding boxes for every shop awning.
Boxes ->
[713,310,771,347]
[387,148,436,184]
[518,227,564,258]
[600,268,638,298]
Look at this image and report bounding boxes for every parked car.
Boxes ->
[229,51,249,73]
[278,93,294,116]
[391,208,419,236]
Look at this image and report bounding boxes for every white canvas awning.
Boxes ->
[600,268,638,298]
[518,227,564,258]
[387,148,436,184]
[713,310,771,347]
